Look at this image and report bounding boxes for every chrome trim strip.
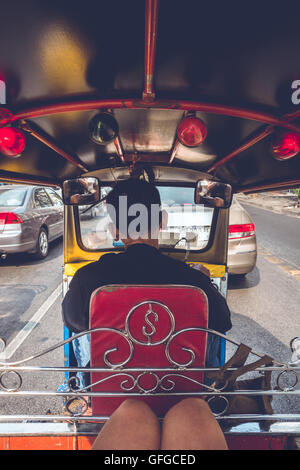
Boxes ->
[1,389,299,397]
[0,420,299,437]
[0,415,299,423]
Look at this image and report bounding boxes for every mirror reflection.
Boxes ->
[194,180,232,208]
[63,177,100,206]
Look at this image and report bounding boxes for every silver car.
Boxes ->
[227,196,257,276]
[0,185,63,259]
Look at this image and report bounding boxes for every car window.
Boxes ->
[34,188,53,208]
[46,188,63,207]
[0,188,27,206]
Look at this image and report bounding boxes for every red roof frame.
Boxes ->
[0,0,300,192]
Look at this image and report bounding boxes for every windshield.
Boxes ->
[0,188,27,207]
[78,185,214,252]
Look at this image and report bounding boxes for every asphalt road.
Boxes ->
[227,203,300,415]
[243,203,300,270]
[0,238,65,416]
[0,237,63,345]
[0,205,299,418]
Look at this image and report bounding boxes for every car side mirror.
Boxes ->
[62,177,100,205]
[194,180,232,208]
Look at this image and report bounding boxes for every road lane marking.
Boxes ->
[258,245,300,280]
[289,270,300,280]
[0,284,62,361]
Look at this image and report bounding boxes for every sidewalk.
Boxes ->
[236,191,300,218]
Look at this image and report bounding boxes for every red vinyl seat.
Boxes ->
[89,284,208,417]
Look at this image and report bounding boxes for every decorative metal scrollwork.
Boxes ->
[125,300,175,346]
[0,299,300,424]
[142,305,159,343]
[276,369,299,391]
[0,370,22,392]
[207,395,229,416]
[100,328,134,369]
[166,328,204,368]
[65,396,89,417]
[122,372,161,394]
[72,371,215,396]
[67,375,81,392]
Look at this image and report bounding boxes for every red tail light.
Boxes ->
[228,223,255,239]
[0,212,23,224]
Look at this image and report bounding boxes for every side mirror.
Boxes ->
[194,180,232,208]
[62,177,100,205]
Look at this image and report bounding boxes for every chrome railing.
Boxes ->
[0,326,299,432]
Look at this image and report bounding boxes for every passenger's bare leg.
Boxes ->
[161,398,228,450]
[91,399,160,450]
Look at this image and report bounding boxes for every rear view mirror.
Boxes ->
[62,177,100,205]
[194,180,232,208]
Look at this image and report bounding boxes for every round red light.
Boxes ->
[0,127,26,157]
[272,132,300,160]
[176,116,207,147]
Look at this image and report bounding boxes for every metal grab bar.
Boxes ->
[0,327,291,368]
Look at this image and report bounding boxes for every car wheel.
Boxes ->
[34,228,49,259]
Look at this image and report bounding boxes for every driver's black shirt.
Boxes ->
[62,244,232,334]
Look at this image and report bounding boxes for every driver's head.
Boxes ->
[106,178,163,240]
[67,179,86,195]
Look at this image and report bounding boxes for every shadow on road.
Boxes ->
[0,284,48,341]
[227,310,299,415]
[228,266,260,290]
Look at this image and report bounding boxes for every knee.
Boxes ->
[179,398,211,413]
[117,399,157,421]
[165,398,212,422]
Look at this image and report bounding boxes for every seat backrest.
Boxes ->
[89,284,208,417]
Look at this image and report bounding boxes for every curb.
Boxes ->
[236,198,300,218]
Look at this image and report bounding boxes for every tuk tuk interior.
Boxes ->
[0,0,299,450]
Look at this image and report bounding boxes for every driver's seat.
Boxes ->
[89,284,208,417]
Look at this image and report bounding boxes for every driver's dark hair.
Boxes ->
[106,178,161,232]
[66,179,86,195]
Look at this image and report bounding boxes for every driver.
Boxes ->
[66,178,97,205]
[199,182,226,208]
[62,178,232,386]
